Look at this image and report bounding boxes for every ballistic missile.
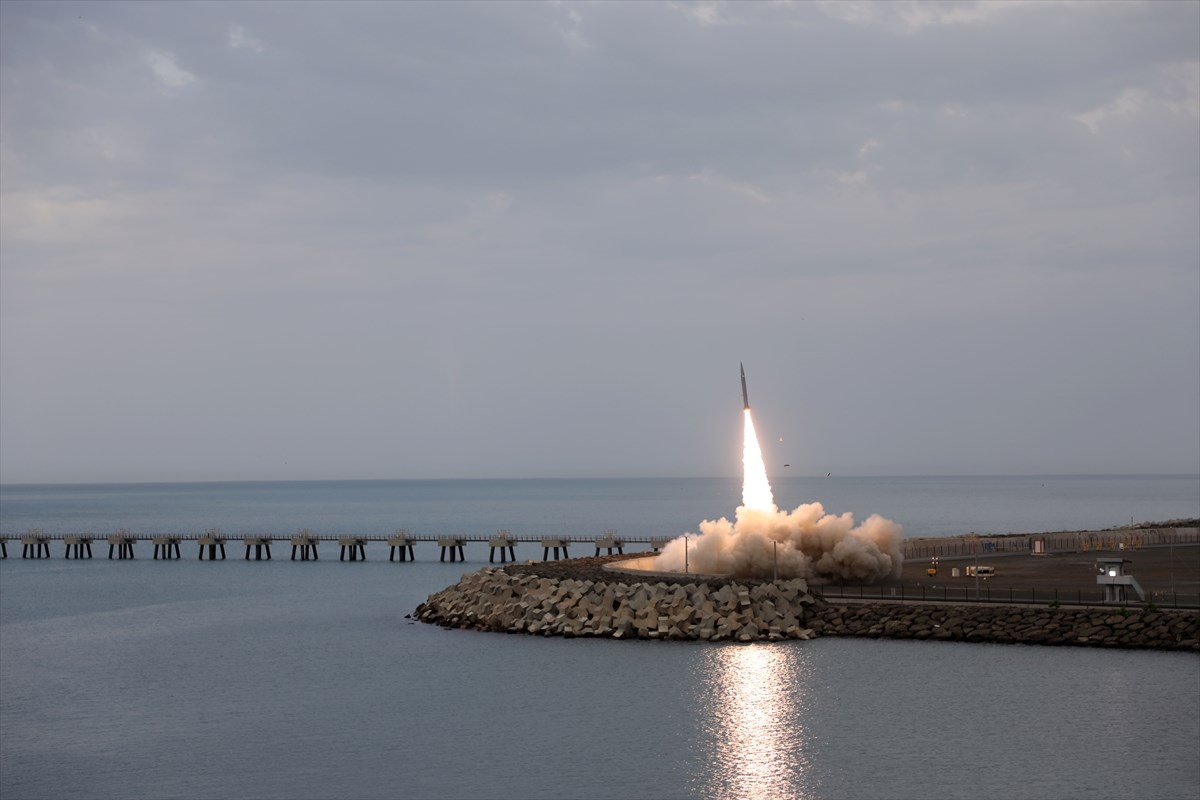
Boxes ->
[740,362,750,409]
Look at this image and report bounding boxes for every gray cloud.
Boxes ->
[1,0,1197,482]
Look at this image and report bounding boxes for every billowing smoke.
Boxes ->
[653,408,903,583]
[653,501,903,582]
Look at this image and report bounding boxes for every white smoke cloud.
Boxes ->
[653,501,904,583]
[654,399,902,583]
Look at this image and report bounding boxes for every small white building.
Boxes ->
[1095,557,1145,603]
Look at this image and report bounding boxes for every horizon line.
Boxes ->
[2,472,1198,488]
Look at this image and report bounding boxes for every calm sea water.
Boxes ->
[2,477,1199,800]
[2,475,1198,539]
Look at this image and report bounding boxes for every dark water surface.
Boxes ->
[2,557,1198,800]
[2,477,1199,799]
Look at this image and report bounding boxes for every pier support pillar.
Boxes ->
[291,533,319,561]
[388,532,415,562]
[152,537,182,560]
[594,532,624,557]
[541,538,568,561]
[437,537,465,562]
[198,535,227,560]
[64,536,94,559]
[243,537,273,560]
[489,532,516,563]
[107,534,136,559]
[22,534,51,559]
[338,537,367,561]
[0,536,8,558]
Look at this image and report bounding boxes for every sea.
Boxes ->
[1,475,1198,800]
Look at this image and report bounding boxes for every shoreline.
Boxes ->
[414,550,1200,651]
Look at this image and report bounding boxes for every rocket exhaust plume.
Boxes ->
[653,364,904,582]
[741,408,774,511]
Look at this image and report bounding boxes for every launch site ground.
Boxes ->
[886,542,1199,599]
[506,542,1199,606]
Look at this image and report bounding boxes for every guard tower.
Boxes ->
[1096,557,1146,604]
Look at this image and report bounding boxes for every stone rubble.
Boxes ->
[809,602,1199,651]
[413,567,819,642]
[413,565,1199,651]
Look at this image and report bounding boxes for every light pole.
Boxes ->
[1170,533,1174,596]
[974,545,980,601]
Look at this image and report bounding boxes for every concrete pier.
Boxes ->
[594,531,624,556]
[3,528,1195,600]
[438,537,465,562]
[152,536,182,560]
[291,530,319,561]
[541,537,569,561]
[389,531,415,562]
[107,532,136,559]
[338,536,366,561]
[198,531,227,560]
[0,535,7,558]
[243,536,273,560]
[64,536,94,559]
[488,531,516,563]
[22,531,51,559]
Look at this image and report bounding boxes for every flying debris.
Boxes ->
[740,362,750,409]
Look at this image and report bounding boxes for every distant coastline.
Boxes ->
[2,476,1197,542]
[2,472,1198,487]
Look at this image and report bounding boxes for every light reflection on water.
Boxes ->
[699,644,815,800]
[4,558,1199,800]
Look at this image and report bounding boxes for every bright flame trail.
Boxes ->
[741,409,775,512]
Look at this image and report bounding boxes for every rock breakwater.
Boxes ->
[414,557,1199,651]
[414,563,819,642]
[811,603,1199,651]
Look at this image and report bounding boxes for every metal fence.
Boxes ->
[901,528,1200,560]
[815,583,1200,609]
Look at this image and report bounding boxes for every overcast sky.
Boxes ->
[1,0,1197,483]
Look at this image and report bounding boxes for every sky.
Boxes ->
[1,0,1198,483]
